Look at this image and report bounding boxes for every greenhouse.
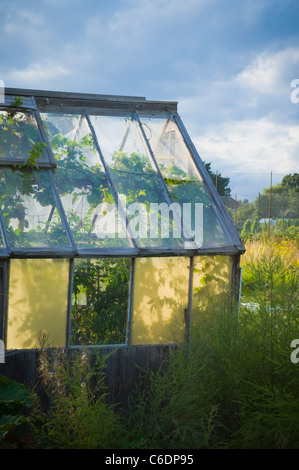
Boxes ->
[0,88,245,351]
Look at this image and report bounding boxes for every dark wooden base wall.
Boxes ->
[0,345,177,406]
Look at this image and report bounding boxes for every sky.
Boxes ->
[0,0,298,201]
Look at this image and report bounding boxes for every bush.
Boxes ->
[15,235,299,449]
[127,235,299,449]
[31,349,128,449]
[0,374,33,448]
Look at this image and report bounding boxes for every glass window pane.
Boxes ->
[0,110,48,164]
[141,116,200,180]
[131,257,189,345]
[140,116,231,248]
[0,168,70,249]
[70,258,130,346]
[7,258,69,349]
[90,114,144,167]
[90,115,185,249]
[41,112,100,167]
[191,255,232,328]
[42,112,131,248]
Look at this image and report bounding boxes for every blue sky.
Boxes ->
[0,0,299,200]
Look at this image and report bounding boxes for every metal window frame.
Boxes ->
[0,260,9,345]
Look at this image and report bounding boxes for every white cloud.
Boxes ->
[189,117,299,198]
[194,118,299,173]
[7,62,70,86]
[236,47,299,95]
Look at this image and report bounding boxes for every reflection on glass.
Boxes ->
[90,115,185,248]
[141,116,200,180]
[70,258,130,345]
[0,110,48,164]
[42,112,131,248]
[0,168,69,249]
[141,116,230,248]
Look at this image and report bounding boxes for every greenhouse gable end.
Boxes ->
[0,88,244,351]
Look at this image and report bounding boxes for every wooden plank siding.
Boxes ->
[0,344,178,406]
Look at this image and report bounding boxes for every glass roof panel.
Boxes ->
[0,168,70,249]
[42,112,131,248]
[141,116,200,181]
[140,116,232,248]
[0,109,49,165]
[41,112,101,167]
[90,115,185,249]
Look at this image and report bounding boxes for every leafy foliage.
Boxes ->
[71,258,130,345]
[204,161,231,196]
[227,174,299,241]
[0,374,32,444]
[32,349,127,449]
[0,109,44,162]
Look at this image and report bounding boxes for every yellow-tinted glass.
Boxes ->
[191,255,232,329]
[131,257,189,345]
[6,258,69,349]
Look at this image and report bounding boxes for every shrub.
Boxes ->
[31,349,128,449]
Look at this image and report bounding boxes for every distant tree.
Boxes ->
[251,216,261,235]
[281,173,299,192]
[232,199,256,231]
[204,162,231,196]
[241,219,252,241]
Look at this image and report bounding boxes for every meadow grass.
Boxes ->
[27,235,299,449]
[126,235,299,449]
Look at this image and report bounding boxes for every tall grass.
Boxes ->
[29,235,299,449]
[127,235,299,449]
[31,349,128,449]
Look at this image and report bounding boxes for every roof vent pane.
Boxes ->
[0,109,49,165]
[0,168,70,249]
